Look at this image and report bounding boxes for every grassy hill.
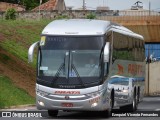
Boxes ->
[0,19,52,108]
[0,75,35,108]
[0,20,51,64]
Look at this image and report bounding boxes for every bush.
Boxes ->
[86,13,96,19]
[5,8,17,20]
[55,15,69,20]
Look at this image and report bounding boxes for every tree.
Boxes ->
[0,0,49,10]
[0,0,19,4]
[20,0,38,10]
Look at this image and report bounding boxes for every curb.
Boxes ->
[0,104,36,110]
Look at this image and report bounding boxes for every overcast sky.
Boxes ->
[64,0,160,11]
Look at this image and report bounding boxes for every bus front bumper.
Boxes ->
[36,94,110,111]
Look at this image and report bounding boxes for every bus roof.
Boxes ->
[42,19,144,40]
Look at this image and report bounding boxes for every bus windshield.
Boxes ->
[71,50,100,77]
[38,50,101,77]
[37,36,104,88]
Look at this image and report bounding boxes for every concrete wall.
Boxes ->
[0,10,159,19]
[0,10,148,20]
[145,62,160,96]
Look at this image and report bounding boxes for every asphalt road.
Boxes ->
[1,96,160,120]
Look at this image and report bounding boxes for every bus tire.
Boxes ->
[120,90,137,112]
[101,103,111,117]
[127,90,137,112]
[130,92,137,111]
[102,91,114,118]
[137,87,140,103]
[48,110,58,117]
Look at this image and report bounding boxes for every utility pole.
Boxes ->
[83,0,85,10]
[147,44,150,96]
[149,0,151,15]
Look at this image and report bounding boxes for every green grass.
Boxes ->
[0,19,54,108]
[0,20,55,108]
[0,75,35,109]
[0,19,52,67]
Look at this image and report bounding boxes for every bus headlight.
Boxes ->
[91,102,98,107]
[38,100,45,106]
[36,90,49,97]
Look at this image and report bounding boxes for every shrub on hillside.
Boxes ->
[55,15,69,20]
[86,13,96,19]
[5,8,17,20]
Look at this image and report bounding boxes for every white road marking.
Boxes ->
[1,108,29,111]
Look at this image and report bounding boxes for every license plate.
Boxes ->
[62,103,73,107]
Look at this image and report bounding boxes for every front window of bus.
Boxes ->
[38,50,68,77]
[38,50,100,77]
[38,36,104,88]
[71,50,100,77]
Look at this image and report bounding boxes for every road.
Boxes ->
[1,96,160,120]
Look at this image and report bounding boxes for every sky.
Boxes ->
[64,0,160,11]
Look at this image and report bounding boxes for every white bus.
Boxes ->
[28,19,145,117]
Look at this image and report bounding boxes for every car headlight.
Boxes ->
[36,90,49,97]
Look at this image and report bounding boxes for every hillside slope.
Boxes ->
[0,20,51,97]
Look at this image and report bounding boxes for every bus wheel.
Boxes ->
[132,91,138,111]
[102,95,113,118]
[127,92,137,112]
[48,110,58,117]
[108,96,112,117]
[120,91,137,112]
[137,88,140,103]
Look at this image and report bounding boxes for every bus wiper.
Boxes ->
[71,64,85,88]
[52,63,65,84]
[52,53,67,85]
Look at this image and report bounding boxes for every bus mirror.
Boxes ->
[28,41,39,63]
[104,42,110,62]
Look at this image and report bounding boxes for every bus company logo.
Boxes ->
[55,91,80,95]
[65,95,70,100]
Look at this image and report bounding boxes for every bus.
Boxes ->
[28,19,145,117]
